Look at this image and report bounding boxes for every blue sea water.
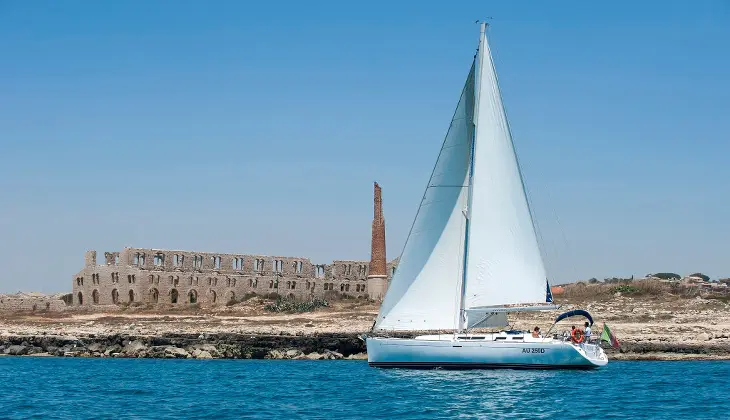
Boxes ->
[0,358,727,419]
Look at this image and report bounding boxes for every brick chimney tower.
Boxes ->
[367,182,388,301]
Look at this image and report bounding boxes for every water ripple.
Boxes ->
[0,358,728,419]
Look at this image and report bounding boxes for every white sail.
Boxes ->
[374,62,475,331]
[463,27,548,309]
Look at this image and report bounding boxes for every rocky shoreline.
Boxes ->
[2,282,730,362]
[2,333,730,361]
[606,341,730,360]
[0,333,367,360]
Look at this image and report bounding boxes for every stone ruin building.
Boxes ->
[71,182,396,308]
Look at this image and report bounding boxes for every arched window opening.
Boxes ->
[112,289,119,304]
[149,288,159,303]
[77,292,83,305]
[92,289,99,304]
[170,289,178,304]
[129,290,135,303]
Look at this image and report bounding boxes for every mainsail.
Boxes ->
[374,24,548,332]
[374,62,475,331]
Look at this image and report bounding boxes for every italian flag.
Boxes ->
[601,323,620,349]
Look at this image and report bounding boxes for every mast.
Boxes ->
[456,22,486,332]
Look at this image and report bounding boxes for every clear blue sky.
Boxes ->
[1,1,728,293]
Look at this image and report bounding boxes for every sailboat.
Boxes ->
[365,23,608,369]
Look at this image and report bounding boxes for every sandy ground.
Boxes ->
[0,298,380,337]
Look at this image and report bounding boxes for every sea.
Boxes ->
[0,358,727,419]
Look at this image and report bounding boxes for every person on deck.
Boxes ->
[532,326,541,338]
[584,322,592,343]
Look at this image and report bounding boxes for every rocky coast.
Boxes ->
[2,281,729,361]
[0,332,366,360]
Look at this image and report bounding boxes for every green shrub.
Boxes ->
[652,272,681,280]
[264,297,329,313]
[612,285,639,294]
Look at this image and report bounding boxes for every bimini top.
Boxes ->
[554,309,593,326]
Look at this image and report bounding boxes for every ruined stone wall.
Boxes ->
[0,294,68,312]
[71,247,396,307]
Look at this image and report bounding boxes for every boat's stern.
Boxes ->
[577,342,609,367]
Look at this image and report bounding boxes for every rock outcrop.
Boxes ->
[0,333,366,360]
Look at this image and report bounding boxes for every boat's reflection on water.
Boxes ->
[377,366,606,417]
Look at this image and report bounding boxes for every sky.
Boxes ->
[1,1,729,293]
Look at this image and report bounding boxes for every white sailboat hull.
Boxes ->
[366,335,608,370]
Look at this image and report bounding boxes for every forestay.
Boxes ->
[374,62,476,331]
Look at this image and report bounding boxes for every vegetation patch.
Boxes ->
[264,297,329,313]
[613,285,640,294]
[560,279,672,301]
[224,292,261,306]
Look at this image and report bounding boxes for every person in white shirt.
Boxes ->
[584,322,592,342]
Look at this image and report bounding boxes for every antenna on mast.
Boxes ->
[475,17,493,26]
